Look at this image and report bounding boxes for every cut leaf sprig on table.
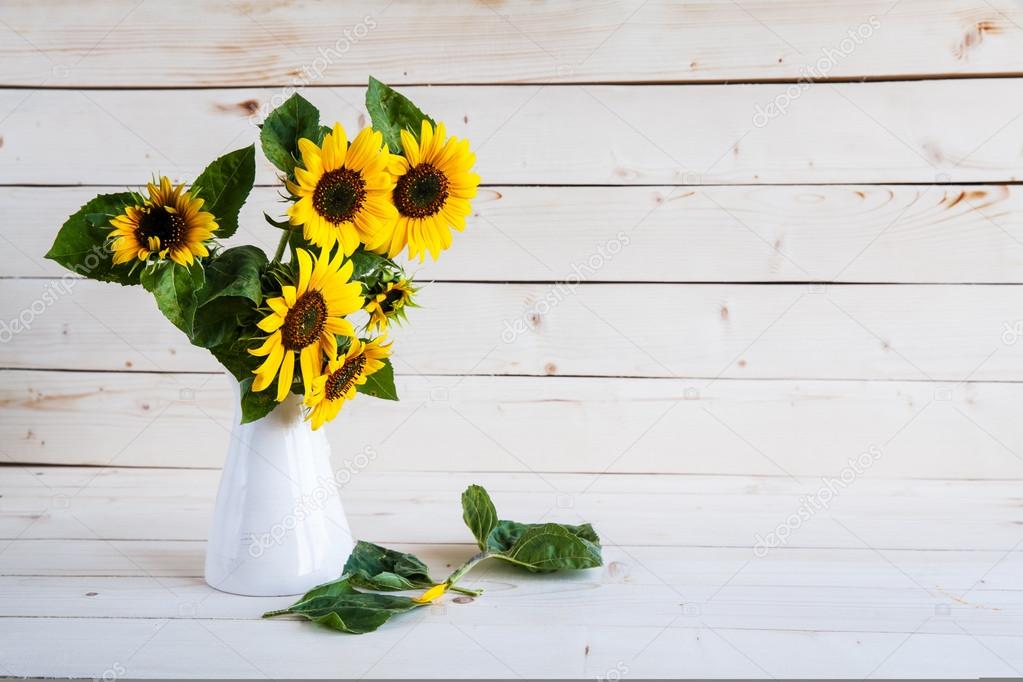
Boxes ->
[263,484,603,634]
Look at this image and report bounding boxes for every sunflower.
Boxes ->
[364,278,417,333]
[287,123,397,256]
[383,120,479,262]
[304,336,392,430]
[109,176,217,266]
[249,248,364,402]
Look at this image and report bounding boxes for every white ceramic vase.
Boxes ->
[204,379,354,596]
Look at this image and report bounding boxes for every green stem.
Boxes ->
[262,608,290,618]
[442,550,491,595]
[272,230,290,263]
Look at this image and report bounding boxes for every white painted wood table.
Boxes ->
[1,468,1022,678]
[5,0,1023,677]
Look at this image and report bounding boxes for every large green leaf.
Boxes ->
[238,376,279,424]
[260,93,323,177]
[191,246,267,348]
[356,358,398,401]
[45,192,139,285]
[343,541,436,591]
[461,485,498,551]
[486,519,601,553]
[207,337,277,424]
[365,76,435,154]
[458,485,603,573]
[139,262,205,336]
[208,337,252,383]
[191,145,256,239]
[488,521,603,573]
[263,577,422,634]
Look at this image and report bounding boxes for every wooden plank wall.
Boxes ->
[2,0,1023,480]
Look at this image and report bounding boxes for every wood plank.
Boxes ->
[4,81,1023,185]
[4,371,1023,479]
[2,472,1020,676]
[1,279,1020,380]
[0,480,1018,678]
[2,573,1021,637]
[2,469,1022,551]
[4,540,1021,593]
[2,616,1020,678]
[2,1,1023,86]
[10,184,1023,283]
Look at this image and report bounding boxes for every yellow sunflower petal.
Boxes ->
[276,351,295,402]
[257,313,285,333]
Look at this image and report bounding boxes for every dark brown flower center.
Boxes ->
[325,354,367,400]
[394,163,449,218]
[136,205,186,250]
[281,291,327,350]
[313,168,366,224]
[381,286,407,312]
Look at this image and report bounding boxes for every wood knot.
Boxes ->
[955,20,1004,60]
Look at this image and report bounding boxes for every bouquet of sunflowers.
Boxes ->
[45,78,478,429]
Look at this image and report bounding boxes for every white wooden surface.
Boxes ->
[2,0,1023,677]
[3,0,1023,85]
[6,82,1023,185]
[2,468,1023,678]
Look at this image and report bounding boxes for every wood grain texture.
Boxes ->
[1,572,1020,635]
[1,616,1019,678]
[3,468,1023,549]
[4,2,1023,678]
[4,371,1023,478]
[1,278,1019,380]
[2,0,1023,86]
[10,184,1023,283]
[4,81,1023,185]
[3,540,1019,588]
[1,470,1021,677]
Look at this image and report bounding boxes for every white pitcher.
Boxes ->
[204,378,353,596]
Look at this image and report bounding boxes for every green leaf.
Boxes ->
[208,337,252,383]
[461,485,498,551]
[202,246,266,303]
[260,93,322,177]
[140,262,205,336]
[206,334,279,424]
[356,358,398,401]
[459,485,603,573]
[263,577,422,634]
[263,212,293,230]
[191,246,267,348]
[348,247,393,282]
[365,76,435,154]
[191,145,256,239]
[489,521,603,573]
[342,541,436,591]
[238,376,279,424]
[45,192,139,285]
